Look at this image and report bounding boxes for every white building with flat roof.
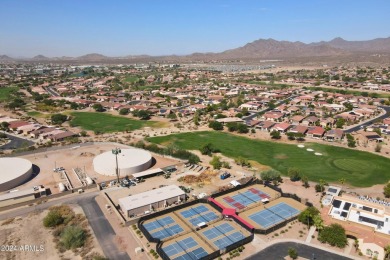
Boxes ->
[329,195,390,235]
[118,185,185,218]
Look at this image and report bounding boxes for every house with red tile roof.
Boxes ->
[256,121,276,131]
[272,122,291,133]
[307,126,326,139]
[288,125,308,135]
[262,111,284,122]
[324,129,344,141]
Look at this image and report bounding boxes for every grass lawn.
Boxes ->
[0,86,19,102]
[147,131,390,187]
[123,76,139,83]
[27,111,46,118]
[70,112,163,133]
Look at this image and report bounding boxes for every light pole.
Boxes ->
[112,148,121,184]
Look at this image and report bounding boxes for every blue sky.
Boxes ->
[1,0,389,57]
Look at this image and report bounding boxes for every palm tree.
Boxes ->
[319,179,327,193]
[384,245,390,259]
[313,215,324,232]
[353,239,359,252]
[339,178,346,192]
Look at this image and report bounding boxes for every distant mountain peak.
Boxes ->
[33,54,49,60]
[0,55,13,60]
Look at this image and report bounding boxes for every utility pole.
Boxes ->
[112,148,121,183]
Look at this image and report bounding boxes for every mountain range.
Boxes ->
[1,37,390,62]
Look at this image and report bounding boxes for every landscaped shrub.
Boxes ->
[43,210,64,228]
[60,225,86,249]
[318,223,347,248]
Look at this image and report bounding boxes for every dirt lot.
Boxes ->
[0,205,103,260]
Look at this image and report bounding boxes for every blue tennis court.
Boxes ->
[201,223,246,250]
[180,205,219,227]
[248,202,300,228]
[143,216,185,240]
[162,237,208,260]
[150,224,184,240]
[143,216,175,232]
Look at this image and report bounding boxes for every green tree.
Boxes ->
[51,114,67,125]
[208,121,224,131]
[384,245,390,259]
[318,223,348,248]
[288,167,301,181]
[260,169,282,183]
[315,179,328,193]
[210,155,222,170]
[301,175,310,188]
[270,130,281,139]
[137,110,151,120]
[313,214,324,231]
[339,178,346,191]
[346,134,356,148]
[288,247,298,260]
[336,118,346,128]
[384,182,390,198]
[298,206,320,227]
[200,143,219,156]
[92,103,104,112]
[167,113,177,120]
[119,108,129,115]
[0,121,10,131]
[237,123,249,133]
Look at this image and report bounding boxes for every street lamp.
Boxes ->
[112,148,121,183]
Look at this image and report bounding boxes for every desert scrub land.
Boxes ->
[0,205,105,260]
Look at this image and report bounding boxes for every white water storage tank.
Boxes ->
[58,183,66,192]
[86,177,93,185]
[93,148,152,176]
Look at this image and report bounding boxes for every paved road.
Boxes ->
[245,242,353,260]
[79,196,130,260]
[0,133,35,150]
[0,191,130,260]
[345,106,390,133]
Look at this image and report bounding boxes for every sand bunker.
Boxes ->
[315,153,323,156]
[297,145,305,148]
[306,148,314,152]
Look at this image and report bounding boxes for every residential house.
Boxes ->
[256,121,276,132]
[306,126,326,139]
[263,111,284,122]
[324,129,344,142]
[290,115,304,125]
[272,122,291,133]
[302,116,319,126]
[288,125,308,135]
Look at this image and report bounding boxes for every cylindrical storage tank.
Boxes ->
[93,148,152,177]
[86,177,93,185]
[58,183,66,192]
[0,158,33,192]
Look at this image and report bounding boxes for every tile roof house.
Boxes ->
[290,115,305,125]
[302,116,319,126]
[272,122,291,133]
[288,125,308,135]
[263,111,284,122]
[324,129,344,141]
[256,121,276,131]
[307,126,326,139]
